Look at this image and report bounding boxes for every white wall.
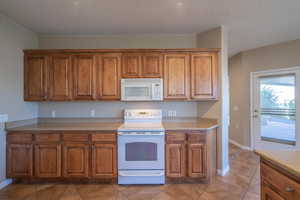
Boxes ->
[39,101,199,118]
[39,34,197,49]
[0,13,39,183]
[229,38,300,148]
[197,26,230,175]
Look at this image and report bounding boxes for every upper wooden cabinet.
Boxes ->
[191,53,218,100]
[164,54,190,100]
[97,54,121,100]
[122,53,163,78]
[48,55,73,100]
[72,55,96,100]
[122,53,141,78]
[141,54,163,78]
[23,49,219,102]
[24,55,48,101]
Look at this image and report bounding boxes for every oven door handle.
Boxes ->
[119,171,164,177]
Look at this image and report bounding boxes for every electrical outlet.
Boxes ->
[0,114,8,123]
[91,110,95,117]
[51,111,56,118]
[173,110,177,117]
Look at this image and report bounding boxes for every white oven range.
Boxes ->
[117,109,165,184]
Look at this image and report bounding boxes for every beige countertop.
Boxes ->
[6,118,219,132]
[256,150,300,179]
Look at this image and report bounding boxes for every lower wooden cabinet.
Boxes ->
[166,130,216,182]
[187,143,206,178]
[262,183,285,200]
[166,143,186,177]
[35,144,61,178]
[92,143,116,178]
[7,144,33,177]
[260,160,300,200]
[63,143,89,178]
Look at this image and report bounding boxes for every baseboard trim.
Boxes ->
[229,139,252,151]
[0,179,12,190]
[217,165,230,176]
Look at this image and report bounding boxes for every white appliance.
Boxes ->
[118,109,165,184]
[121,78,163,101]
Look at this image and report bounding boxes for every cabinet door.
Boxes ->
[24,55,48,101]
[97,54,121,100]
[92,143,116,178]
[191,53,218,100]
[262,183,285,200]
[49,55,73,100]
[141,54,163,78]
[164,54,190,99]
[122,53,141,78]
[166,143,186,178]
[73,55,96,100]
[63,143,89,178]
[187,143,206,178]
[35,144,61,178]
[7,144,33,177]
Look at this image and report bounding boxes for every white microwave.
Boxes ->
[121,78,163,101]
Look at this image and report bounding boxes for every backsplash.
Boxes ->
[38,101,199,118]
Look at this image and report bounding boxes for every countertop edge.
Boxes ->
[256,150,300,180]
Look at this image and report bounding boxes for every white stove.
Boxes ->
[117,109,165,185]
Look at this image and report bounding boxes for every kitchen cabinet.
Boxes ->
[72,55,96,100]
[7,143,33,177]
[121,53,163,78]
[97,54,121,100]
[187,143,206,178]
[122,53,141,78]
[92,143,116,178]
[63,143,89,178]
[260,161,300,200]
[166,130,216,182]
[35,144,61,178]
[166,143,186,177]
[24,55,48,101]
[164,54,190,100]
[48,54,73,100]
[23,49,220,102]
[141,54,163,78]
[191,53,218,100]
[262,183,285,200]
[6,131,118,180]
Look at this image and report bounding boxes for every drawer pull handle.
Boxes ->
[285,186,294,192]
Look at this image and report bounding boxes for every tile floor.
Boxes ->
[0,144,260,200]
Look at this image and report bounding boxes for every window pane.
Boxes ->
[125,142,157,161]
[260,75,296,145]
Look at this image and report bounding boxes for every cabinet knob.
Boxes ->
[285,186,294,192]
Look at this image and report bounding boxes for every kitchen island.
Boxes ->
[5,117,219,183]
[256,150,300,200]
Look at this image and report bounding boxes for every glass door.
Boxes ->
[252,68,300,150]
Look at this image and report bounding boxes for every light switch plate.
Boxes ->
[0,114,8,123]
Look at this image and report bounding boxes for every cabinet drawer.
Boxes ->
[91,133,116,142]
[187,133,206,143]
[63,133,89,142]
[35,133,60,142]
[7,133,32,143]
[166,133,186,142]
[261,163,300,199]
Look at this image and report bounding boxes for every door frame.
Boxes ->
[250,66,300,150]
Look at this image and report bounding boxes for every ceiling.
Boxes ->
[1,0,300,56]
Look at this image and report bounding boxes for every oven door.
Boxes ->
[118,134,165,170]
